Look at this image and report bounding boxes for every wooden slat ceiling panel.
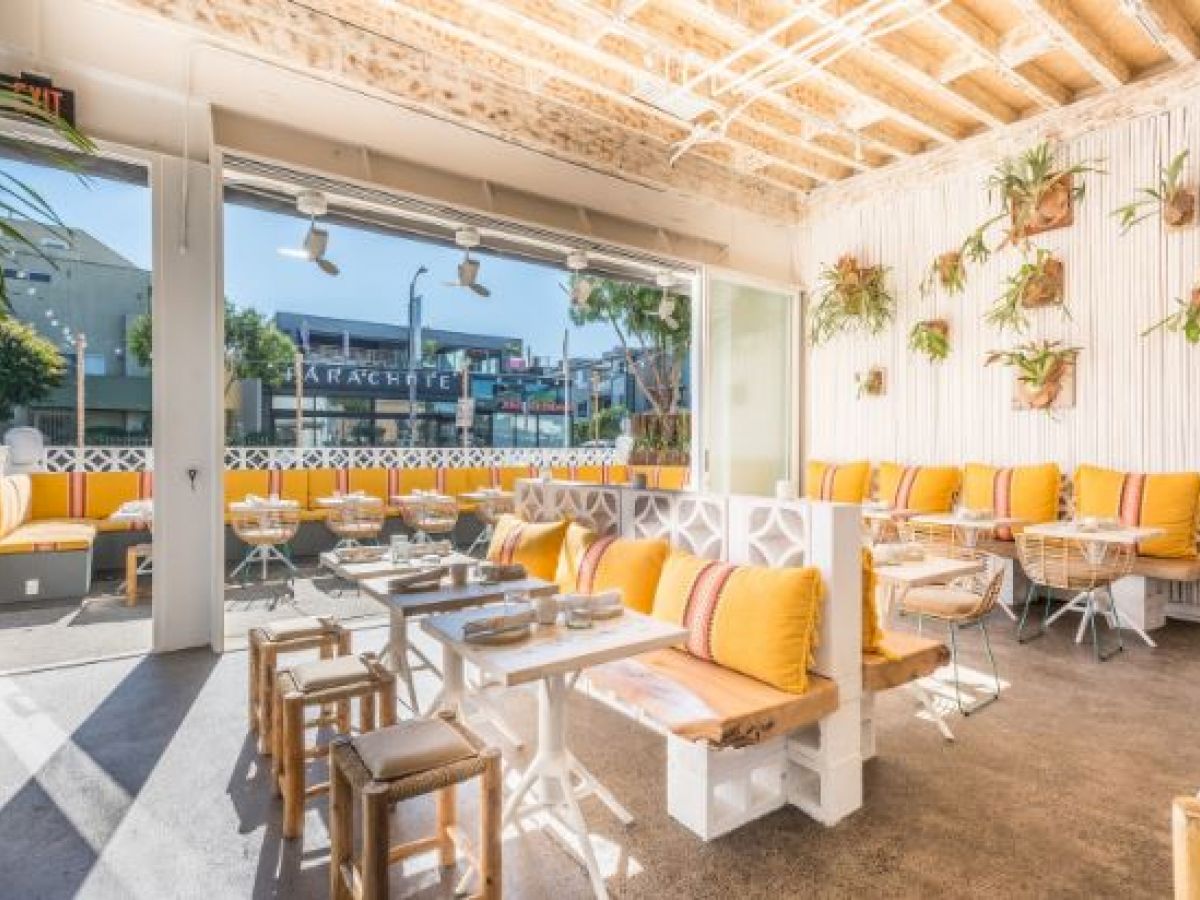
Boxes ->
[107,0,1200,221]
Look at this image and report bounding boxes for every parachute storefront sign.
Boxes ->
[282,363,461,401]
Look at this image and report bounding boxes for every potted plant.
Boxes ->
[855,366,886,398]
[920,252,966,300]
[1113,150,1195,234]
[986,250,1066,332]
[1142,285,1200,344]
[908,319,951,362]
[986,141,1103,243]
[986,340,1081,411]
[809,254,896,345]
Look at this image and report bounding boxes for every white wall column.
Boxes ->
[150,152,225,652]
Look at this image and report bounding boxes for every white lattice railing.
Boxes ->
[33,445,620,473]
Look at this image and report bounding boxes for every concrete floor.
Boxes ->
[0,613,1197,899]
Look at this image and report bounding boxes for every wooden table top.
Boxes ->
[872,555,985,587]
[320,551,474,582]
[421,608,688,687]
[1025,522,1165,544]
[359,574,556,617]
[912,513,1024,530]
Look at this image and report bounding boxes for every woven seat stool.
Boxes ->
[273,652,397,839]
[248,616,348,754]
[329,711,501,900]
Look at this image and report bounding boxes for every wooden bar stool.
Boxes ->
[248,616,348,754]
[329,712,501,900]
[273,652,397,839]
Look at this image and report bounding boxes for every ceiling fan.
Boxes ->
[564,249,595,308]
[278,190,339,276]
[445,226,491,297]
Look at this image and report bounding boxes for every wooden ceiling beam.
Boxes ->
[660,0,967,144]
[359,0,843,186]
[1006,0,1131,89]
[1120,0,1200,64]
[925,3,1072,109]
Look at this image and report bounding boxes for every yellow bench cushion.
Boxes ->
[1,474,34,539]
[877,462,960,513]
[495,466,532,492]
[806,460,871,503]
[962,462,1060,540]
[1075,464,1200,559]
[0,520,96,555]
[652,551,823,694]
[556,522,669,614]
[487,515,568,581]
[28,472,69,521]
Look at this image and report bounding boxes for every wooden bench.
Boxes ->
[861,630,953,747]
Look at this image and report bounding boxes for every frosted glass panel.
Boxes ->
[705,277,795,496]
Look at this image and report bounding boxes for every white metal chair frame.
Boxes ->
[230,505,300,581]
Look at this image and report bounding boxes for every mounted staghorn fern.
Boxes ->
[984,141,1103,245]
[986,340,1081,412]
[1112,150,1195,234]
[1142,286,1200,344]
[809,254,896,345]
[908,319,951,362]
[919,251,966,301]
[986,249,1066,333]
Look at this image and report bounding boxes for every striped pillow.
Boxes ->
[962,463,1060,540]
[651,551,823,694]
[555,523,669,614]
[1075,465,1200,559]
[805,460,871,503]
[876,462,960,513]
[486,515,568,580]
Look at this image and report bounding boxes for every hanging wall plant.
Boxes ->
[986,250,1066,332]
[855,366,886,398]
[920,251,966,300]
[960,218,999,266]
[1142,284,1200,344]
[985,141,1103,243]
[908,319,951,362]
[809,254,896,345]
[1112,150,1195,234]
[986,340,1081,412]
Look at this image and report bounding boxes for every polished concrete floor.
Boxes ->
[0,612,1197,899]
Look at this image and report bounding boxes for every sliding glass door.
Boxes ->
[702,271,799,496]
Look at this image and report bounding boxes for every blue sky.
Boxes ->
[5,159,618,358]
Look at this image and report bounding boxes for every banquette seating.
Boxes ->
[509,479,950,840]
[0,462,689,603]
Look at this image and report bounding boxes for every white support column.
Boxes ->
[150,148,225,652]
[1111,575,1168,632]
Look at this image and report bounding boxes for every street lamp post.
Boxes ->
[74,332,87,451]
[293,350,304,449]
[406,266,427,448]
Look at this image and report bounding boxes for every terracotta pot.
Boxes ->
[1021,257,1064,308]
[1165,190,1196,230]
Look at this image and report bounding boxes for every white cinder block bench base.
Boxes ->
[1111,575,1168,632]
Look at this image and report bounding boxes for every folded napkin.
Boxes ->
[480,562,526,581]
[387,567,446,593]
[463,607,535,637]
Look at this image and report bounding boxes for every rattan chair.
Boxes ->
[1015,533,1135,661]
[325,496,386,550]
[230,503,300,581]
[398,494,459,544]
[899,568,1005,715]
[900,521,966,560]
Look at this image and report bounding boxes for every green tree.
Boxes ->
[1,86,96,313]
[129,300,297,392]
[0,318,66,420]
[568,278,690,416]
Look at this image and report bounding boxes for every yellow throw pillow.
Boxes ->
[806,460,871,503]
[876,462,960,513]
[651,551,823,694]
[1075,465,1200,559]
[962,462,1060,540]
[487,514,568,581]
[556,522,669,613]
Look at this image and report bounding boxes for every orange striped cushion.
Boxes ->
[651,551,823,694]
[556,522,669,613]
[806,461,871,503]
[1075,465,1200,558]
[962,463,1060,540]
[876,463,960,513]
[486,515,568,581]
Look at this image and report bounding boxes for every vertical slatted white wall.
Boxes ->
[798,102,1200,473]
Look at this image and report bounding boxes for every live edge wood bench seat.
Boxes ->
[863,631,949,693]
[585,647,839,750]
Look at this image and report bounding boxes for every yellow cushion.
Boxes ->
[486,514,568,581]
[224,470,270,509]
[1,474,34,538]
[606,465,629,485]
[1075,464,1200,559]
[556,522,669,613]
[574,466,604,484]
[651,551,823,694]
[442,467,494,503]
[962,462,1060,540]
[876,462,960,513]
[806,461,871,503]
[393,467,438,496]
[551,466,573,481]
[306,468,343,505]
[28,472,68,521]
[496,466,531,492]
[861,547,884,655]
[272,469,310,510]
[348,468,390,505]
[0,520,96,555]
[658,466,689,491]
[84,471,142,520]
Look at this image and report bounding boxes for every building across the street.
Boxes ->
[0,221,151,444]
